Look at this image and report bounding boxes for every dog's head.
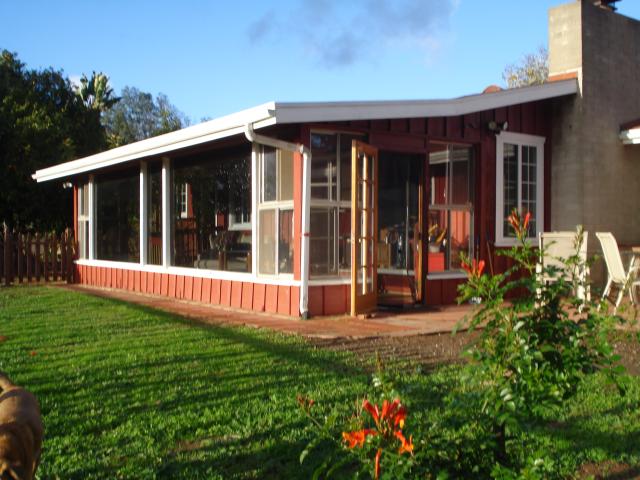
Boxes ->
[0,460,25,480]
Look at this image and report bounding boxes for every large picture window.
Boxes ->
[495,132,545,245]
[309,132,362,277]
[257,146,294,276]
[96,170,140,263]
[171,144,252,272]
[428,144,474,274]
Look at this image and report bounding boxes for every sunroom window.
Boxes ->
[427,144,474,274]
[147,162,163,265]
[495,132,545,245]
[309,132,363,277]
[77,182,90,260]
[257,146,294,276]
[95,169,140,263]
[171,144,252,272]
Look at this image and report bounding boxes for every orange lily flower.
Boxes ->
[394,430,414,455]
[342,429,377,448]
[462,258,485,279]
[362,399,380,425]
[508,209,532,239]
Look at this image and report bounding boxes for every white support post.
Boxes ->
[88,174,96,260]
[161,157,171,268]
[139,161,148,265]
[251,144,258,275]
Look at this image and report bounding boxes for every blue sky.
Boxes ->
[2,0,639,123]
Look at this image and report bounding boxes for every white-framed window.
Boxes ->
[257,146,294,276]
[495,131,545,246]
[427,143,475,275]
[77,182,90,259]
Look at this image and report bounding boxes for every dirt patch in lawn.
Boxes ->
[310,330,640,375]
[576,460,640,479]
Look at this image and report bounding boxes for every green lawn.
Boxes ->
[0,286,638,479]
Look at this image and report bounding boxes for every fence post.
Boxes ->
[26,233,32,283]
[3,227,9,286]
[52,233,58,281]
[66,229,75,284]
[17,233,23,284]
[34,233,41,282]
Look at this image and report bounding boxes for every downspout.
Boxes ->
[244,124,312,319]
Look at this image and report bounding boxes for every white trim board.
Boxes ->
[33,80,577,183]
[76,259,301,287]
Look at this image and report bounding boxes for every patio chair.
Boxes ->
[537,230,590,309]
[596,232,639,313]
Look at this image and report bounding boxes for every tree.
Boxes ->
[502,46,549,88]
[102,86,189,147]
[76,71,119,112]
[0,50,106,230]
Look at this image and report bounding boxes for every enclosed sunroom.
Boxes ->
[33,79,577,317]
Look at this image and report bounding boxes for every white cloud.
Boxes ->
[247,0,457,68]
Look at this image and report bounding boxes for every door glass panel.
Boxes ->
[378,154,421,272]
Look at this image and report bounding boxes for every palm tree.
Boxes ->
[77,71,119,112]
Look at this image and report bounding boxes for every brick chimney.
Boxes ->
[547,0,640,265]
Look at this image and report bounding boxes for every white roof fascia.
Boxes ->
[34,80,578,183]
[272,79,578,124]
[620,128,640,145]
[33,102,276,183]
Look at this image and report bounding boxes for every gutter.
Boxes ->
[244,124,312,319]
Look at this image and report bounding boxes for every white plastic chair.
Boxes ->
[537,230,590,308]
[596,232,639,312]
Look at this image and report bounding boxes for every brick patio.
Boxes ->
[63,284,472,339]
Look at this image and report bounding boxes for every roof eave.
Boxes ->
[273,79,578,124]
[32,102,276,183]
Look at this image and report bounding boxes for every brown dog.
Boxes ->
[0,373,43,480]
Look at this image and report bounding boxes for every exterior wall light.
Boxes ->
[488,120,509,133]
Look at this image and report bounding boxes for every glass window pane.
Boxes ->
[278,209,294,274]
[310,208,336,276]
[172,144,252,272]
[263,147,277,202]
[448,210,472,270]
[278,150,294,201]
[147,163,162,265]
[338,207,351,274]
[339,134,360,203]
[96,171,140,263]
[451,146,472,204]
[310,133,337,200]
[503,143,518,238]
[378,153,421,272]
[259,209,276,275]
[429,144,448,205]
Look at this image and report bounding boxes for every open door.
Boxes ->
[351,140,378,316]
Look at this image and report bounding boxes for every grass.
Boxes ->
[0,286,638,479]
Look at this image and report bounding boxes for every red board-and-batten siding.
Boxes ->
[302,99,552,307]
[74,264,301,316]
[73,99,552,315]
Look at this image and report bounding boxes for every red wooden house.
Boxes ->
[32,1,640,318]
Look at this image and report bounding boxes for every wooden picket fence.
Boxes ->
[0,228,76,286]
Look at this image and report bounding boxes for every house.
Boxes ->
[32,0,640,318]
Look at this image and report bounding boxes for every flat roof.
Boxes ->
[33,79,578,182]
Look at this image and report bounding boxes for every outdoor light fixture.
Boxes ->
[62,181,73,189]
[487,120,509,133]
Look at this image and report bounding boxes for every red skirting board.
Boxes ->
[75,264,302,317]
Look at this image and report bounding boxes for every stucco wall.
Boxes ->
[549,1,640,279]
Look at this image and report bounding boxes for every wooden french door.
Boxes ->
[351,140,378,316]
